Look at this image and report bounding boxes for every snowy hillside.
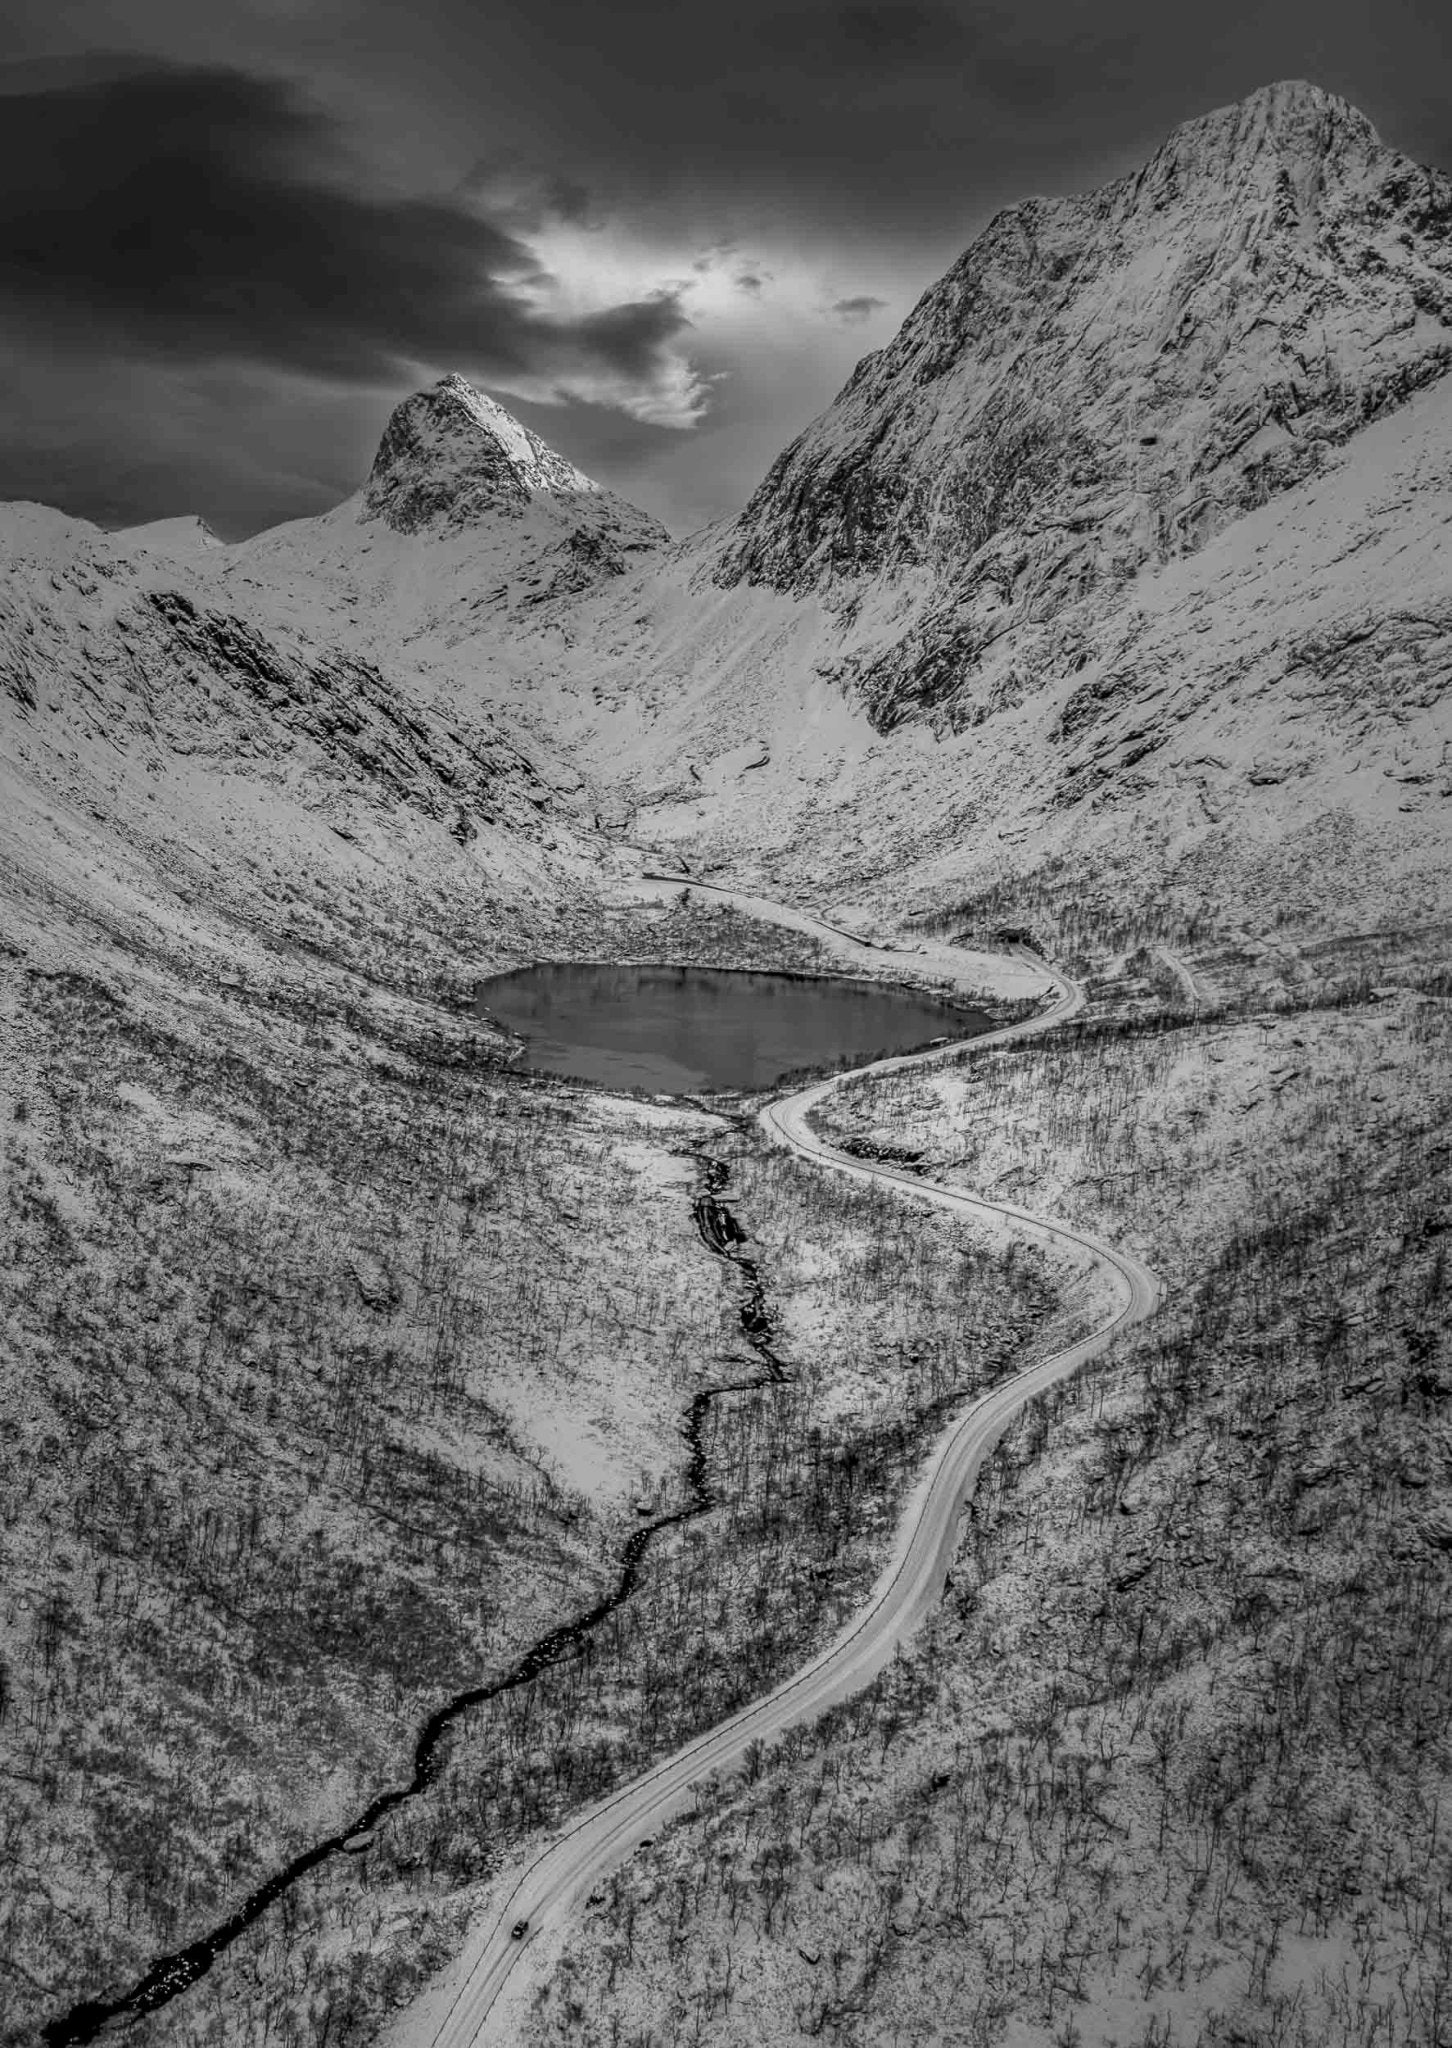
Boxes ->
[0,501,612,1004]
[710,81,1452,733]
[540,368,1451,941]
[0,373,684,1002]
[512,84,1452,940]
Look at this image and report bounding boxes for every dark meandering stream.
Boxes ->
[49,961,989,2042]
[45,1154,790,2046]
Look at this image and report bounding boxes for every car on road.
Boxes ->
[510,1920,529,1940]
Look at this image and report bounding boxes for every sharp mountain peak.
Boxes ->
[1132,78,1380,184]
[360,373,606,536]
[1102,79,1399,239]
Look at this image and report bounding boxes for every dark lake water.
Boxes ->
[479,962,990,1093]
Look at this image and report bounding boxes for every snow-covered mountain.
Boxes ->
[227,375,667,649]
[5,89,1452,2048]
[361,374,606,531]
[711,81,1452,733]
[508,82,1452,942]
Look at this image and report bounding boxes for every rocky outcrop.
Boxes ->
[360,373,666,560]
[713,82,1452,732]
[136,588,552,832]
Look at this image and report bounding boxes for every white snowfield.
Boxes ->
[400,891,1163,2048]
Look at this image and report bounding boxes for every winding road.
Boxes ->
[403,884,1163,2048]
[1156,945,1202,1014]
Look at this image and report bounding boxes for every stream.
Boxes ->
[44,1154,790,2045]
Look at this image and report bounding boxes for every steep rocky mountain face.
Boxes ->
[522,82,1452,951]
[362,374,603,531]
[360,374,664,564]
[711,81,1452,733]
[229,376,668,652]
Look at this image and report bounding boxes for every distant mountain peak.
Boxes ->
[361,374,602,535]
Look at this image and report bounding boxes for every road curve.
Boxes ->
[407,894,1163,2048]
[1156,945,1201,1014]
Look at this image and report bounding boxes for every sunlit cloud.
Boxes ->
[487,205,902,432]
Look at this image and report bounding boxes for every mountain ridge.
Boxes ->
[361,374,606,534]
[709,79,1452,733]
[215,373,669,648]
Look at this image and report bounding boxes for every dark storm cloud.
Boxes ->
[753,3,969,68]
[458,152,597,233]
[0,61,689,387]
[831,295,887,320]
[366,0,1452,245]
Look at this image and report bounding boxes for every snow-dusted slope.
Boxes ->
[479,83,1450,939]
[711,81,1452,733]
[541,363,1452,936]
[5,90,1451,968]
[0,494,608,996]
[0,374,687,1004]
[362,374,604,530]
[112,513,226,557]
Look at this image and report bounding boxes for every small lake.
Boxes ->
[479,962,990,1093]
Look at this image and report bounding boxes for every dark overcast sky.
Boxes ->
[1,1,1449,538]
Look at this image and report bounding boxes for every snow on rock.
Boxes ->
[229,373,669,649]
[712,81,1452,733]
[540,326,1452,941]
[364,373,635,535]
[0,493,611,998]
[113,513,226,557]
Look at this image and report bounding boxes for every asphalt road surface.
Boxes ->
[407,895,1163,2048]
